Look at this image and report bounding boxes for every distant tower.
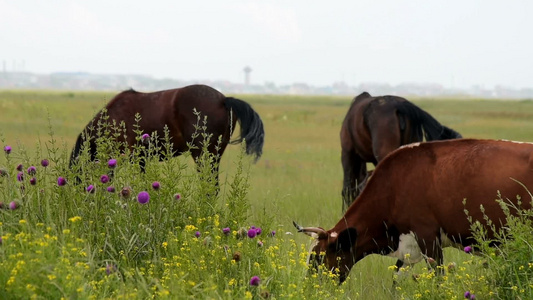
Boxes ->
[243,66,252,86]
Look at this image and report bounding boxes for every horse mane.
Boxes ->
[394,100,460,141]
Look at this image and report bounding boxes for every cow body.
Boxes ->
[296,139,533,282]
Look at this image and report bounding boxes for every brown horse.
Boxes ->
[70,84,264,184]
[340,92,461,211]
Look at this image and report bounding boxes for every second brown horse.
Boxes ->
[341,92,461,211]
[70,84,264,185]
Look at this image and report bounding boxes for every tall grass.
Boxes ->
[0,113,349,299]
[2,91,533,298]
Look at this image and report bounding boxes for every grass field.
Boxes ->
[2,90,533,299]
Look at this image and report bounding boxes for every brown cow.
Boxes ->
[295,139,533,283]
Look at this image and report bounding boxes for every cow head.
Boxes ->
[293,221,357,283]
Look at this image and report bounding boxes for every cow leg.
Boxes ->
[341,150,366,212]
[417,234,445,275]
[392,259,406,286]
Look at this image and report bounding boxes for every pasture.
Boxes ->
[2,90,533,299]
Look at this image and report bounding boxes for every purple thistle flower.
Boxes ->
[108,159,117,168]
[105,264,116,275]
[464,246,472,254]
[86,185,95,193]
[257,240,264,247]
[4,145,11,154]
[195,231,201,238]
[16,172,24,182]
[137,191,150,204]
[255,227,262,235]
[57,176,67,186]
[9,201,18,210]
[100,174,110,184]
[152,181,160,190]
[173,193,181,201]
[107,186,115,193]
[141,133,150,142]
[464,291,471,298]
[269,230,276,237]
[16,164,23,171]
[30,177,37,185]
[249,275,260,286]
[222,227,231,235]
[41,159,49,167]
[27,166,36,175]
[247,228,257,238]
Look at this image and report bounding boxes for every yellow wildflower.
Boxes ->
[69,216,82,223]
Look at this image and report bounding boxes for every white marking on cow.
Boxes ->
[388,232,424,264]
[499,139,533,145]
[387,232,424,278]
[399,142,421,149]
[389,229,465,278]
[330,231,338,238]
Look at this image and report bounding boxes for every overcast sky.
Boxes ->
[2,0,532,89]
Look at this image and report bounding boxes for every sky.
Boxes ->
[2,0,533,89]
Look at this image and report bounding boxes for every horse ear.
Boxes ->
[332,227,357,252]
[355,92,371,101]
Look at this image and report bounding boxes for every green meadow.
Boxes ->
[1,90,533,299]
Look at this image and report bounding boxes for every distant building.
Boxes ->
[243,66,252,86]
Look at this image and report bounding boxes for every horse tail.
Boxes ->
[224,97,265,161]
[396,101,462,141]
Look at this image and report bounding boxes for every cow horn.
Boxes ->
[293,221,328,239]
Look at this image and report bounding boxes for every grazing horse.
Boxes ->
[69,84,264,185]
[340,92,461,211]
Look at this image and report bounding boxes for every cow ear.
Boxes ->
[334,227,357,252]
[355,92,371,101]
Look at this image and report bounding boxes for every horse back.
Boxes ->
[89,85,229,152]
[341,94,410,162]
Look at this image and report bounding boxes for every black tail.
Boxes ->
[396,101,462,141]
[224,97,265,161]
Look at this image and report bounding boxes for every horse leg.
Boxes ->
[341,150,366,212]
[356,170,374,193]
